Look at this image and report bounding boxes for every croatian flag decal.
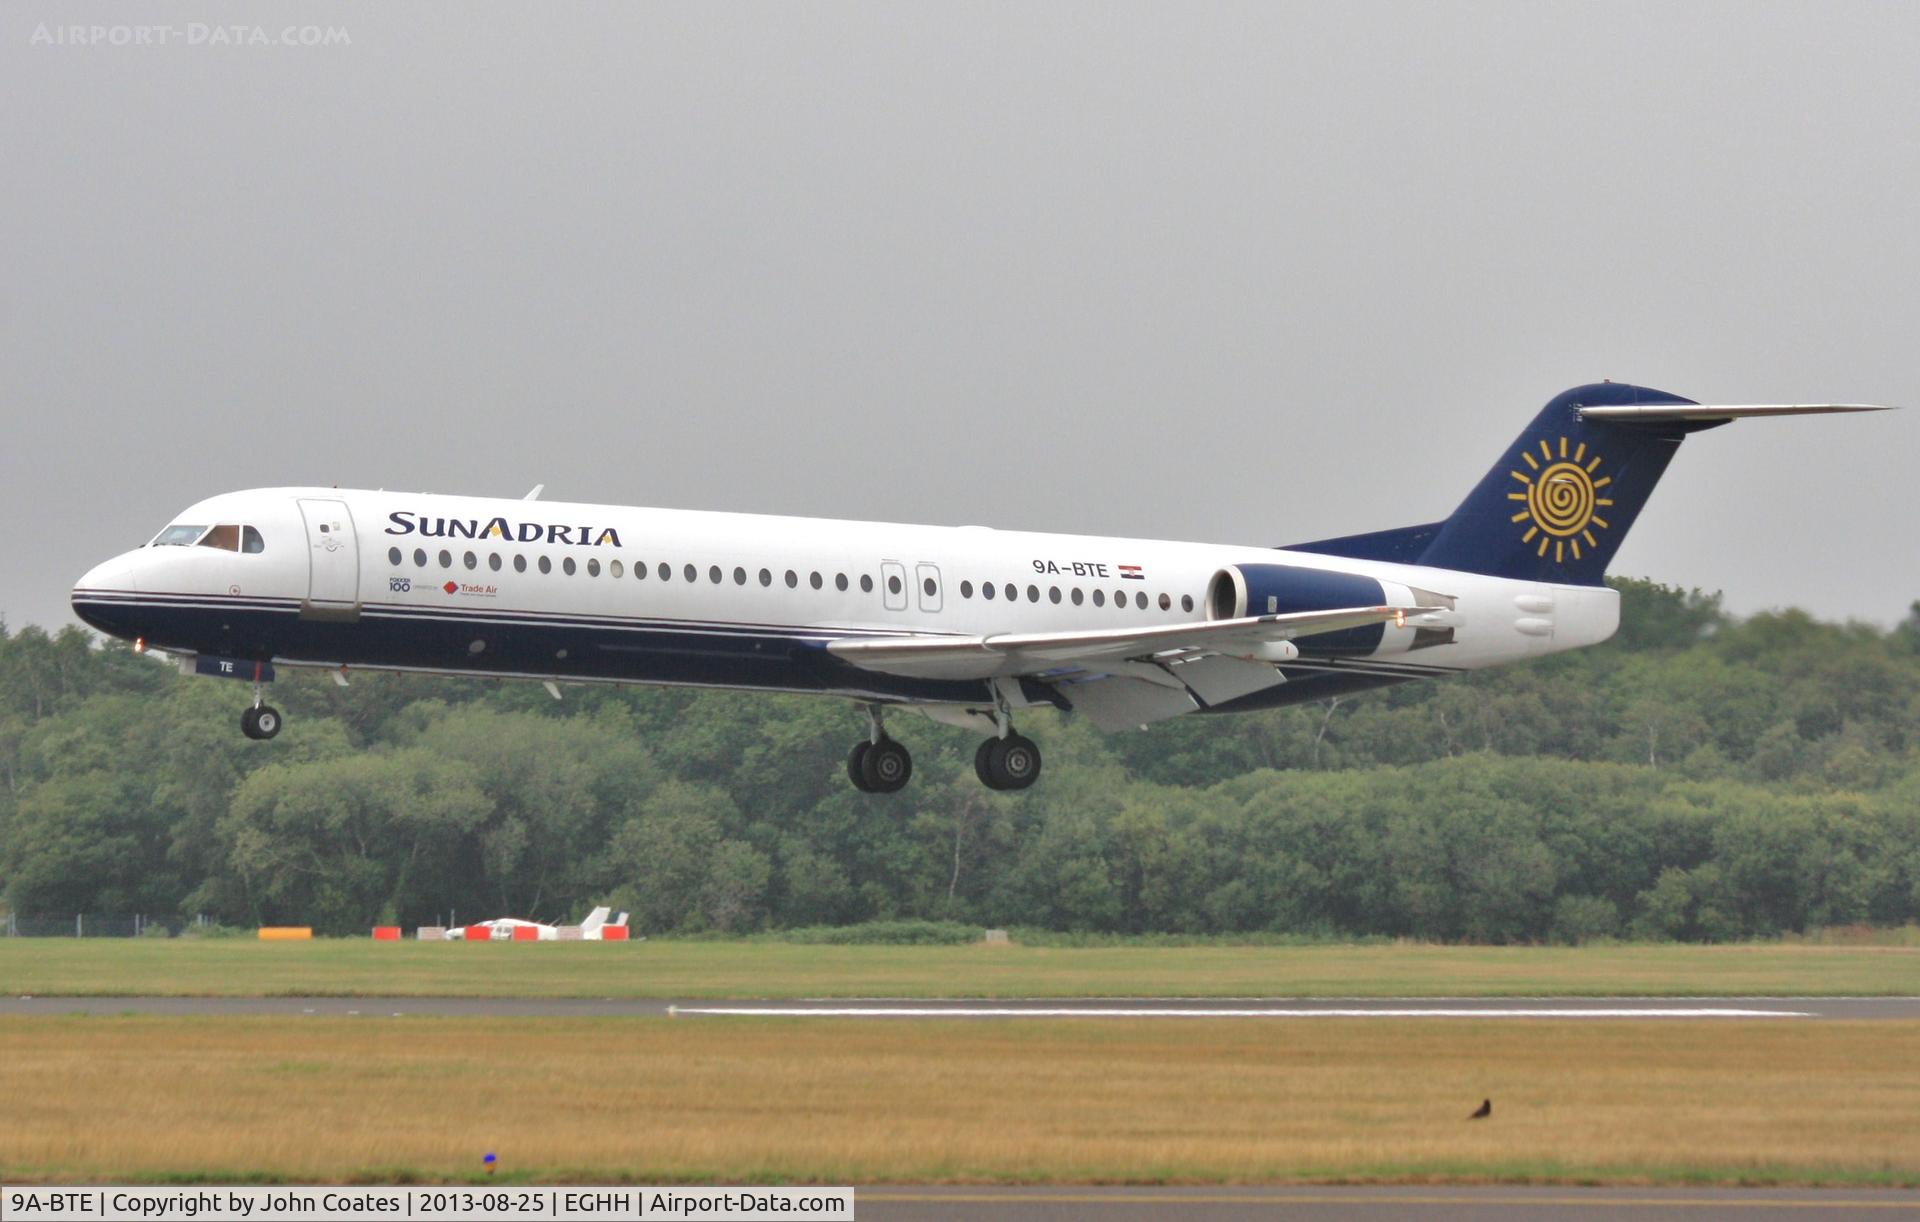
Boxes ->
[1119,565,1145,580]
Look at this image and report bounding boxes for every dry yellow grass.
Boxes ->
[2,1016,1916,1185]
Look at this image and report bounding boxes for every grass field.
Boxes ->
[2,1015,1915,1186]
[2,938,1919,998]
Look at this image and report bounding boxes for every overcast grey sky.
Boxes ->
[4,1,1914,634]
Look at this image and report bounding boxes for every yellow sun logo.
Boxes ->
[1508,437,1613,564]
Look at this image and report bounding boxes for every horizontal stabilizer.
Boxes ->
[1578,403,1895,423]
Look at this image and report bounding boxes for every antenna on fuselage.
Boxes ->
[523,484,545,501]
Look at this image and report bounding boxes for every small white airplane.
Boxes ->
[444,906,629,941]
[71,383,1889,792]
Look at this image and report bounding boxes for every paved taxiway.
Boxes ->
[3,996,1918,1018]
[856,1185,1920,1220]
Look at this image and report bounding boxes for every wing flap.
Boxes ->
[1054,674,1200,732]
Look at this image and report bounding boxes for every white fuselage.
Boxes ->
[72,486,1617,717]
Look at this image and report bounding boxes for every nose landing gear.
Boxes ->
[240,684,282,741]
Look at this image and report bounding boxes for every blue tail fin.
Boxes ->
[1295,382,1715,585]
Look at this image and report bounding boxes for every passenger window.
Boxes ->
[438,550,452,568]
[1135,591,1148,609]
[610,559,624,578]
[960,581,973,599]
[706,565,719,584]
[242,527,265,554]
[734,567,747,585]
[464,552,477,570]
[1048,586,1061,604]
[886,574,901,595]
[983,582,996,600]
[563,557,577,576]
[1158,593,1171,611]
[835,573,848,591]
[1071,588,1084,606]
[812,572,824,590]
[684,564,697,583]
[1003,583,1016,601]
[1114,590,1126,609]
[1026,585,1039,603]
[414,549,427,568]
[659,563,671,581]
[388,547,402,566]
[490,554,504,572]
[788,570,800,589]
[539,556,552,575]
[514,555,526,573]
[860,574,874,593]
[759,568,772,587]
[588,558,600,577]
[1181,594,1195,613]
[1092,589,1105,607]
[198,525,241,552]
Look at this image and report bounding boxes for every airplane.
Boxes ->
[444,906,629,941]
[70,382,1890,792]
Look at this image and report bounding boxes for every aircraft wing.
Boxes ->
[828,606,1430,731]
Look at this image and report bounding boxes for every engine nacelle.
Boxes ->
[1205,563,1390,655]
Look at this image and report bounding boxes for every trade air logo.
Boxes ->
[1508,437,1612,564]
[386,511,622,548]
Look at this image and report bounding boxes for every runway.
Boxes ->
[4,995,1918,1018]
[856,1185,1920,1220]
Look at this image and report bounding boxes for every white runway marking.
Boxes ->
[669,1006,1815,1019]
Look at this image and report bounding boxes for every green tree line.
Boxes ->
[2,580,1917,940]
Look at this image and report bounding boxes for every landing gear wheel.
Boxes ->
[241,705,282,741]
[847,741,874,792]
[858,738,913,793]
[974,739,997,787]
[979,734,1042,791]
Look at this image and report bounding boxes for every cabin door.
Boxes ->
[297,497,360,620]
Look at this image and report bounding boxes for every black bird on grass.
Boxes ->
[1468,1099,1491,1119]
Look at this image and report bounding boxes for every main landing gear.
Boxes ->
[974,733,1042,791]
[240,684,282,741]
[845,705,1043,793]
[848,705,912,793]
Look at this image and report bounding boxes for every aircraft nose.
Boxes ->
[71,557,138,636]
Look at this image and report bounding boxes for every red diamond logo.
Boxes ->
[443,581,458,594]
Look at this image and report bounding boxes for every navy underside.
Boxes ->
[73,594,1457,718]
[71,595,996,706]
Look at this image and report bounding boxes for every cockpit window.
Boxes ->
[198,525,242,552]
[242,526,265,554]
[152,524,208,547]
